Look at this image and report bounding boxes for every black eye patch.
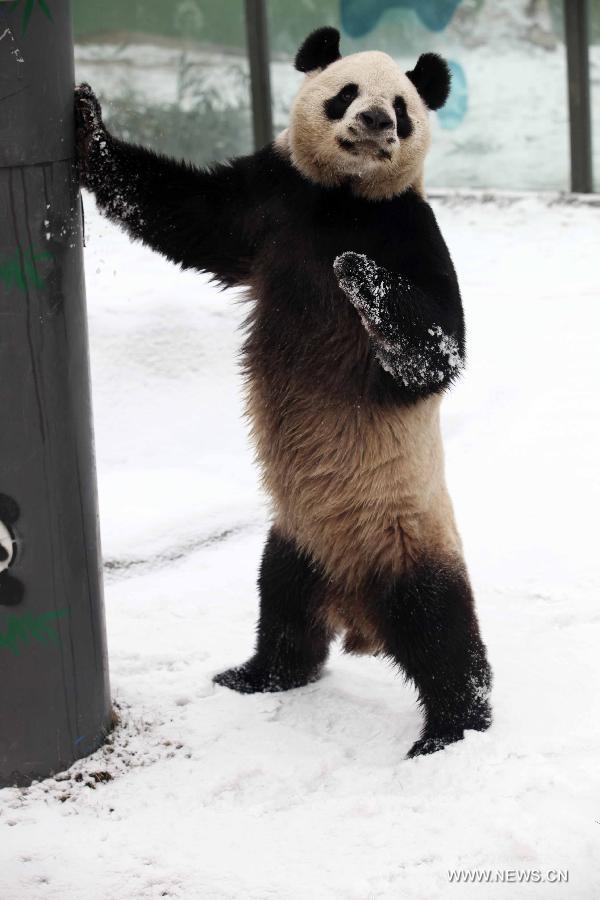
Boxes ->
[394,96,413,139]
[324,83,359,120]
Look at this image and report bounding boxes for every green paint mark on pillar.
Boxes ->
[5,0,53,36]
[0,245,53,293]
[0,608,68,656]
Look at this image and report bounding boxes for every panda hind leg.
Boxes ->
[213,528,332,694]
[369,558,492,758]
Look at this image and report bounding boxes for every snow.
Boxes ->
[2,191,600,898]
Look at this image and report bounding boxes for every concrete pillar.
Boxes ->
[0,0,111,786]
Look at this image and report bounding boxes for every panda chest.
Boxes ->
[254,203,397,355]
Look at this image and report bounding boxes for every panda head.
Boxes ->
[285,27,451,201]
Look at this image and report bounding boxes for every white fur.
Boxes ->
[0,519,14,574]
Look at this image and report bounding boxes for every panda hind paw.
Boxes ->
[213,659,321,694]
[407,709,492,758]
[406,732,464,758]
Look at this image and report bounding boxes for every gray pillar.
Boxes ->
[0,0,111,786]
[245,0,273,149]
[564,0,593,193]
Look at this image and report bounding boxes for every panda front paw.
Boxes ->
[334,251,389,315]
[75,83,112,189]
[334,252,404,348]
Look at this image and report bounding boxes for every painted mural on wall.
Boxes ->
[342,0,464,35]
[0,494,23,608]
[341,0,468,130]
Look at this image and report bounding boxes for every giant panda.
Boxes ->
[75,26,492,757]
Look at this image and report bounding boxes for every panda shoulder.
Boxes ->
[224,142,304,201]
[401,189,443,233]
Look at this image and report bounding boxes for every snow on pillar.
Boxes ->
[0,0,111,785]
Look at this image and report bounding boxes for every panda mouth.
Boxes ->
[337,136,394,162]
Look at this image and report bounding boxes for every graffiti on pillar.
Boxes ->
[0,244,53,293]
[75,727,112,756]
[2,0,53,36]
[0,26,24,63]
[0,494,23,607]
[0,25,26,106]
[0,608,68,656]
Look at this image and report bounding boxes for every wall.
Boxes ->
[73,0,598,190]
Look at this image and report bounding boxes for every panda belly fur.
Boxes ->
[247,369,463,652]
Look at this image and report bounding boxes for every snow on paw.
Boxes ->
[212,664,266,694]
[213,660,320,694]
[75,83,104,131]
[406,729,465,758]
[74,83,111,188]
[333,251,386,315]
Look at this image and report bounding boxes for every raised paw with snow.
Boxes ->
[334,251,399,341]
[334,251,463,393]
[75,83,112,190]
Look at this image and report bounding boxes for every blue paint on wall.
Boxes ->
[341,0,463,39]
[340,1,468,128]
[438,59,467,129]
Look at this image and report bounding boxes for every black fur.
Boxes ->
[366,561,492,757]
[75,84,262,289]
[295,27,341,73]
[393,96,414,140]
[0,494,19,525]
[0,573,23,607]
[213,529,331,693]
[75,84,463,406]
[324,83,359,121]
[406,53,451,111]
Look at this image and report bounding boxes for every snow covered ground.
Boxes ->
[2,191,600,898]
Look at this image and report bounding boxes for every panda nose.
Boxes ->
[359,107,394,131]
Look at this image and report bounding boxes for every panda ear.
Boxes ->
[0,494,19,525]
[0,573,24,607]
[295,27,341,73]
[406,53,451,110]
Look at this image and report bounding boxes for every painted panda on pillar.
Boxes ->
[75,27,492,757]
[0,494,23,607]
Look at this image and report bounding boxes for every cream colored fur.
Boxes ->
[247,374,462,589]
